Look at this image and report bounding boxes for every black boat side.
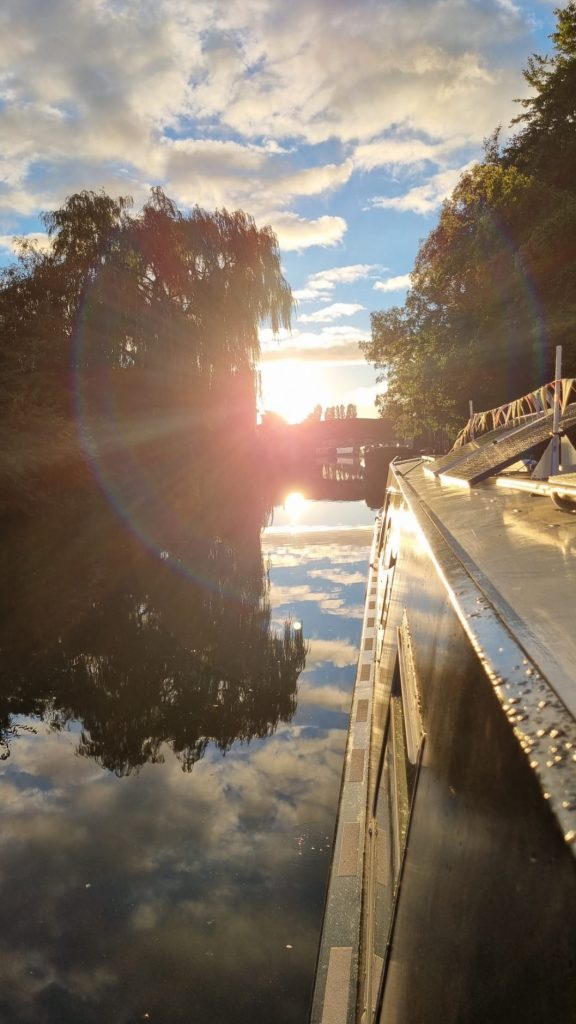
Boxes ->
[311,395,576,1024]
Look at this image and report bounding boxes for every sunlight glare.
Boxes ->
[284,491,307,522]
[260,360,328,424]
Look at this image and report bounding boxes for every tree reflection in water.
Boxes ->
[0,484,307,775]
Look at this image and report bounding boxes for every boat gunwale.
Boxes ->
[393,456,576,852]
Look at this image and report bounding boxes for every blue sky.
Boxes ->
[0,0,559,418]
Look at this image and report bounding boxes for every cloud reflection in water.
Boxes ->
[0,503,373,1023]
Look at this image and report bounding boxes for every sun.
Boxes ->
[259,359,329,424]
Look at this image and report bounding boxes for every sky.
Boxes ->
[0,0,560,420]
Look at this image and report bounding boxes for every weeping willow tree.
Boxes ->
[0,188,293,507]
[26,186,293,409]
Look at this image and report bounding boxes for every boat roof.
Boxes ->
[395,450,576,718]
[390,438,576,850]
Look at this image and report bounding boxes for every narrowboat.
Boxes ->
[311,374,576,1024]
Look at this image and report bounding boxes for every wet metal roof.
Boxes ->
[397,458,576,719]
[393,455,576,853]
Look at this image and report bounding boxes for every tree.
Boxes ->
[363,4,576,438]
[0,189,294,507]
[1,189,292,415]
[506,1,576,191]
[345,404,357,418]
[324,404,347,419]
[0,193,130,396]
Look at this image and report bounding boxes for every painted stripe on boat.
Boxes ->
[321,947,353,1024]
[356,699,369,723]
[338,822,360,876]
[348,748,365,783]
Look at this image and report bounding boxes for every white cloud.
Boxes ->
[293,265,383,302]
[270,581,364,618]
[275,160,354,197]
[0,231,51,254]
[309,264,382,291]
[202,0,532,147]
[371,165,474,215]
[323,601,366,619]
[258,326,293,346]
[269,583,364,619]
[293,287,327,302]
[374,274,412,293]
[324,325,366,339]
[297,682,351,711]
[354,135,454,172]
[259,324,367,362]
[0,715,350,1018]
[308,569,367,586]
[298,302,365,323]
[267,212,347,250]
[270,582,333,606]
[306,637,360,668]
[0,0,553,282]
[260,325,366,353]
[0,0,550,235]
[163,143,352,222]
[164,137,275,175]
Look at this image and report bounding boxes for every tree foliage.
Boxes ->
[323,403,357,420]
[362,3,576,439]
[0,188,292,423]
[0,189,293,509]
[507,1,576,190]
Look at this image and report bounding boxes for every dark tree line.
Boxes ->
[324,403,358,420]
[362,3,576,438]
[304,403,357,421]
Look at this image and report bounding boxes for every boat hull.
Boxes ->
[311,457,576,1024]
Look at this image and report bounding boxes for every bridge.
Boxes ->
[257,416,397,462]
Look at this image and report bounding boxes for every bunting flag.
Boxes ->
[452,378,576,450]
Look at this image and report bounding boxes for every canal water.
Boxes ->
[0,485,376,1024]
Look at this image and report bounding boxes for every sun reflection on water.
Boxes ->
[284,491,308,523]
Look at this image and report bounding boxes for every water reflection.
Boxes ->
[0,495,306,775]
[0,479,374,1024]
[259,447,408,510]
[0,726,341,1023]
